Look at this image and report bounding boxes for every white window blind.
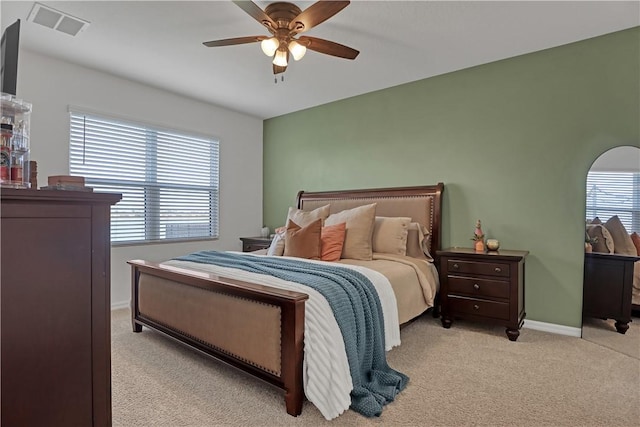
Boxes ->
[69,111,219,244]
[586,171,639,233]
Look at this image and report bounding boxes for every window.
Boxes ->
[69,110,219,244]
[586,171,639,233]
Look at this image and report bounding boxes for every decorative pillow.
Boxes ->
[406,222,433,261]
[372,216,411,256]
[590,217,602,224]
[321,222,346,262]
[283,219,322,259]
[287,204,330,227]
[324,203,377,260]
[630,232,640,256]
[266,226,286,256]
[603,216,637,256]
[586,224,615,254]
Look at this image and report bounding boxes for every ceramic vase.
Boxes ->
[474,240,485,252]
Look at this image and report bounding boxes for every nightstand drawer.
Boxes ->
[448,276,510,299]
[240,237,273,252]
[447,259,510,277]
[244,243,269,252]
[448,295,510,320]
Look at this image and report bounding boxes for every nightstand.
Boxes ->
[240,236,273,252]
[437,247,528,341]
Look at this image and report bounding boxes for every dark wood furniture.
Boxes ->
[1,188,121,427]
[129,183,444,416]
[240,236,273,252]
[437,248,528,341]
[583,252,640,334]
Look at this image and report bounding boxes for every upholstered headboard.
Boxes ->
[296,184,444,256]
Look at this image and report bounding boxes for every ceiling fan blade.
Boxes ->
[273,64,287,75]
[232,0,276,31]
[203,36,267,47]
[297,36,359,59]
[289,1,350,33]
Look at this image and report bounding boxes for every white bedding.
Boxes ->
[163,253,401,420]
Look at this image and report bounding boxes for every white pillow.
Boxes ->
[372,216,411,255]
[266,229,286,256]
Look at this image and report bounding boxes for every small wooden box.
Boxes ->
[47,175,85,186]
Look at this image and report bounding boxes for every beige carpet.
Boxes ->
[112,309,639,426]
[582,316,639,360]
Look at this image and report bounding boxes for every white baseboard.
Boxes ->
[111,300,129,311]
[523,319,582,337]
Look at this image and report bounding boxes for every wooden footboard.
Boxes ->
[128,260,309,416]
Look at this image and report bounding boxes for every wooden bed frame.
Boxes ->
[129,183,444,416]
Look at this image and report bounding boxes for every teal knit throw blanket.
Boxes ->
[175,251,409,417]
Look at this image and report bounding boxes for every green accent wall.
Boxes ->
[263,27,640,328]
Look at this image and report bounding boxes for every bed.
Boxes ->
[129,184,444,419]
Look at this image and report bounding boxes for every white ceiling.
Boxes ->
[2,1,639,119]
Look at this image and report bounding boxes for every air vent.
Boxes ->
[27,2,89,36]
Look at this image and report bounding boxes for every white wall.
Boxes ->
[17,49,264,308]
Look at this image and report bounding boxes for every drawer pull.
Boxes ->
[453,263,459,269]
[494,267,502,273]
[473,304,480,310]
[473,283,480,290]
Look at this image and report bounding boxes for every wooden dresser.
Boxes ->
[437,248,528,341]
[1,188,121,426]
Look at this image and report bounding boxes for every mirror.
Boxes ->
[581,145,639,359]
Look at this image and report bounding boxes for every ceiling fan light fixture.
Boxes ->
[288,40,307,61]
[260,37,280,56]
[273,48,288,67]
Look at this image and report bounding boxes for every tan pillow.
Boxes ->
[283,219,322,259]
[586,224,615,254]
[324,203,377,260]
[372,216,411,255]
[406,222,433,261]
[603,216,636,256]
[287,204,330,227]
[631,232,640,256]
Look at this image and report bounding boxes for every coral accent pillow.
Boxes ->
[283,219,322,259]
[604,216,637,256]
[372,216,411,255]
[631,232,640,256]
[324,203,377,260]
[321,222,346,262]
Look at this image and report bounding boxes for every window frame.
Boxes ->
[68,107,220,245]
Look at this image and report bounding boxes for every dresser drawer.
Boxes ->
[447,276,510,299]
[447,259,510,277]
[448,295,510,320]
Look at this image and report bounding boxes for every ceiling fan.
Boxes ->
[203,1,359,76]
